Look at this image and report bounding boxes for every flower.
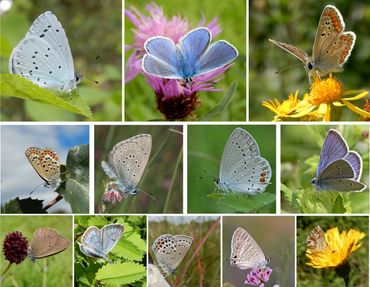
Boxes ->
[244,267,273,287]
[103,184,123,204]
[2,231,29,264]
[306,227,365,269]
[263,75,370,121]
[125,3,221,82]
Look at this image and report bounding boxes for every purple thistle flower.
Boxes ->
[245,267,273,286]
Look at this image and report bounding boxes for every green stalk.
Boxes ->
[1,262,13,281]
[163,147,182,213]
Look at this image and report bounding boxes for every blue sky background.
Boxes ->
[1,125,89,213]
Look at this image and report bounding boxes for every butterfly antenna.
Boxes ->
[77,54,101,85]
[29,183,44,195]
[198,170,215,180]
[274,62,304,75]
[138,189,157,201]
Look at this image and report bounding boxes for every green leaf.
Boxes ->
[212,193,275,213]
[95,263,146,286]
[57,144,89,213]
[206,193,225,199]
[0,74,92,118]
[200,81,237,120]
[332,195,346,213]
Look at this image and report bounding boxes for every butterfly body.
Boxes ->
[230,227,269,270]
[142,27,238,82]
[215,128,271,195]
[306,226,327,252]
[9,11,80,92]
[78,224,124,261]
[152,234,193,277]
[312,129,366,192]
[101,134,152,197]
[25,147,61,188]
[269,5,356,78]
[28,228,70,262]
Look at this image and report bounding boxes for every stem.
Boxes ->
[175,217,220,286]
[163,147,182,213]
[1,262,13,281]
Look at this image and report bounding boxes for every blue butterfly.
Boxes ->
[142,27,238,83]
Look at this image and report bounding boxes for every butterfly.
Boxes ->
[306,226,328,252]
[9,11,81,92]
[269,5,356,79]
[214,128,271,195]
[28,228,70,262]
[101,134,152,197]
[142,27,238,83]
[311,129,366,192]
[25,147,61,188]
[78,224,124,261]
[230,227,269,270]
[152,234,193,277]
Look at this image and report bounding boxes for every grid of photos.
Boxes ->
[0,1,369,287]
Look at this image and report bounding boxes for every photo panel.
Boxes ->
[188,124,276,213]
[124,0,246,121]
[0,215,72,286]
[74,215,147,286]
[281,125,369,214]
[148,215,220,286]
[249,1,370,121]
[94,125,183,214]
[297,215,369,286]
[1,0,122,121]
[223,216,295,287]
[1,125,90,214]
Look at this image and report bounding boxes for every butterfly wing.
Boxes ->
[173,235,193,269]
[108,134,152,192]
[268,39,310,64]
[316,129,348,178]
[152,234,178,276]
[179,27,211,75]
[102,224,124,254]
[29,228,69,259]
[230,227,266,270]
[306,226,327,252]
[143,37,182,79]
[25,147,60,187]
[101,160,120,180]
[195,40,238,76]
[79,226,107,259]
[344,151,362,180]
[9,11,76,92]
[312,5,355,74]
[219,128,271,194]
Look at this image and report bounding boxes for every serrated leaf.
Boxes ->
[0,74,92,118]
[200,81,237,120]
[332,195,346,213]
[125,231,147,252]
[96,263,146,286]
[280,183,293,203]
[115,238,145,261]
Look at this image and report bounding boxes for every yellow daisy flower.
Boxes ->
[263,75,370,121]
[306,227,365,269]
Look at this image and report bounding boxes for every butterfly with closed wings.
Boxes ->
[215,128,272,195]
[311,129,366,192]
[230,227,269,270]
[9,11,81,92]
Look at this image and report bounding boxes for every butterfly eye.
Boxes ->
[307,62,313,70]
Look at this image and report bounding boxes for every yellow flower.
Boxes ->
[306,227,365,269]
[263,75,370,121]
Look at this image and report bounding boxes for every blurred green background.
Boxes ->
[223,216,295,287]
[249,0,370,121]
[281,125,369,214]
[297,216,369,287]
[0,0,122,121]
[95,125,183,213]
[149,216,220,286]
[0,215,72,287]
[188,125,276,213]
[124,0,246,121]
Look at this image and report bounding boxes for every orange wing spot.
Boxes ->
[324,9,342,33]
[339,34,353,64]
[259,177,266,183]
